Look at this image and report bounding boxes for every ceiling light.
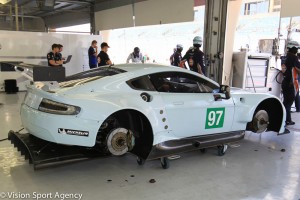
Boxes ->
[0,0,11,5]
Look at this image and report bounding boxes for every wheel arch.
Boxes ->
[100,109,154,160]
[246,97,284,132]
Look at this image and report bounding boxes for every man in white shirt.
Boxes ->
[127,47,143,63]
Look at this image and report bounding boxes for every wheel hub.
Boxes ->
[253,110,269,133]
[106,128,135,156]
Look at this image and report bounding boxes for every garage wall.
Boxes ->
[281,0,300,18]
[135,0,194,26]
[0,17,45,32]
[94,0,194,31]
[44,12,90,29]
[95,5,133,31]
[0,31,101,75]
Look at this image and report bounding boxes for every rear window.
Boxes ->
[59,76,103,88]
[63,67,126,82]
[127,76,155,91]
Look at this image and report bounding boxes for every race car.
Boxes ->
[20,64,286,169]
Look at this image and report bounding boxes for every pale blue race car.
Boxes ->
[20,64,286,168]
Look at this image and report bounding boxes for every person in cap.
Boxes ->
[127,47,143,63]
[47,44,63,67]
[281,41,300,125]
[171,44,184,67]
[180,36,206,75]
[97,42,112,67]
[88,40,98,69]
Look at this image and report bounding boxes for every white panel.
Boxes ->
[0,31,101,76]
[95,5,133,31]
[135,0,194,26]
[281,0,300,18]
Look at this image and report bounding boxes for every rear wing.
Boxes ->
[14,63,66,82]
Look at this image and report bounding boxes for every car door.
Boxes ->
[149,72,235,139]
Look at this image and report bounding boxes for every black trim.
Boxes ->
[147,131,245,160]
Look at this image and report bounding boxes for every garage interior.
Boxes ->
[1,0,300,200]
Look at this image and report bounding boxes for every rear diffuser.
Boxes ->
[8,130,110,170]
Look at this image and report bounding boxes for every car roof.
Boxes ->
[114,63,177,73]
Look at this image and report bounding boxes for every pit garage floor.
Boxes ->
[0,92,300,200]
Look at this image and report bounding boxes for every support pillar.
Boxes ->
[204,0,242,85]
[90,2,96,35]
[14,0,19,31]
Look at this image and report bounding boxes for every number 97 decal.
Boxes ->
[205,108,225,129]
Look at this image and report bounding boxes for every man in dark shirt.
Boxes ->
[171,44,184,67]
[47,44,63,67]
[281,41,300,125]
[88,40,98,69]
[97,42,112,67]
[180,36,206,75]
[56,44,64,67]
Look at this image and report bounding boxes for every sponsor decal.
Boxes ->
[58,128,89,137]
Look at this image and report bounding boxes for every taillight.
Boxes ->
[38,99,80,115]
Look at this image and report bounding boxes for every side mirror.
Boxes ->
[219,85,231,100]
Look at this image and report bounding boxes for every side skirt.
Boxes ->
[147,131,245,160]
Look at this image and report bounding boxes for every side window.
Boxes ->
[127,76,156,91]
[149,72,218,93]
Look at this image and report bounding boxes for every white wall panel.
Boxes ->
[95,5,133,31]
[0,31,101,75]
[135,0,194,26]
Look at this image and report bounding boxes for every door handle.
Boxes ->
[173,101,184,105]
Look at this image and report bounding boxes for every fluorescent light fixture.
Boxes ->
[0,0,11,4]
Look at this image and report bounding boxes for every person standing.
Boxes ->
[180,36,206,75]
[126,47,143,63]
[170,47,177,65]
[97,42,112,67]
[295,53,300,112]
[281,41,300,125]
[88,40,98,69]
[295,75,300,112]
[171,44,184,67]
[56,44,64,67]
[47,44,63,67]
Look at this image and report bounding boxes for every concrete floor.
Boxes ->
[0,92,300,200]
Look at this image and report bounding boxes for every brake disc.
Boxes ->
[253,110,269,133]
[106,128,135,156]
